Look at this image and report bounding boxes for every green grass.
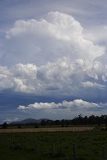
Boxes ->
[0,130,107,160]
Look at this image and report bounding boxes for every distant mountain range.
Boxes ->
[10,118,49,125]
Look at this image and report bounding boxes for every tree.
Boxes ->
[2,122,8,129]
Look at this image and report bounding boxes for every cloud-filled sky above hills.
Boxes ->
[0,0,107,122]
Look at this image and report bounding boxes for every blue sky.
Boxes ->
[0,0,107,122]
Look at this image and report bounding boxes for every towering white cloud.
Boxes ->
[0,10,107,120]
[0,11,106,100]
[2,11,104,66]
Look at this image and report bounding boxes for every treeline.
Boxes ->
[38,115,107,126]
[1,115,107,129]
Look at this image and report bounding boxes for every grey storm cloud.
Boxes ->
[0,57,107,97]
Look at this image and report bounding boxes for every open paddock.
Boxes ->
[0,126,94,133]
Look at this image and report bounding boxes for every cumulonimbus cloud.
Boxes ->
[0,11,107,120]
[0,11,106,100]
[1,11,105,66]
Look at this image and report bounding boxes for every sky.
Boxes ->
[0,0,107,122]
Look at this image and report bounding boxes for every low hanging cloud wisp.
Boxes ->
[18,99,99,110]
[17,99,107,118]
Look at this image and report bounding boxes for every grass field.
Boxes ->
[0,126,94,133]
[0,129,107,160]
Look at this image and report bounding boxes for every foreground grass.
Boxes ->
[0,130,107,160]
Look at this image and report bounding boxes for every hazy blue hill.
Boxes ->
[10,118,49,125]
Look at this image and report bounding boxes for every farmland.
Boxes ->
[0,126,94,133]
[0,128,107,160]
